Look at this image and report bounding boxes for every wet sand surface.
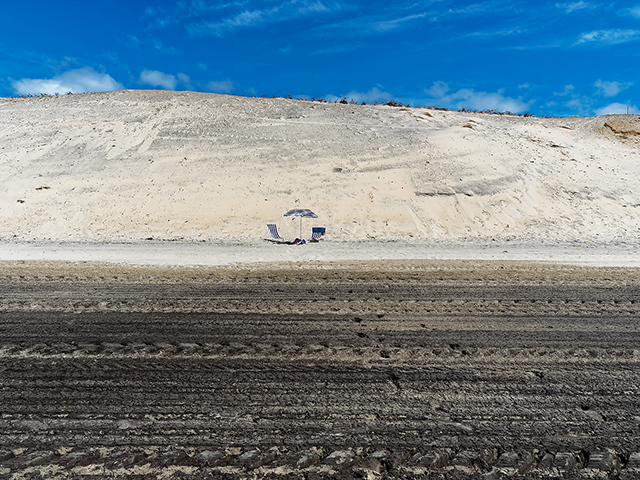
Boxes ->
[1,260,640,478]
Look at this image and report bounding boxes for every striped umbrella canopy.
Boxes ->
[284,208,318,239]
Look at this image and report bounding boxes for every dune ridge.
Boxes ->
[1,90,639,243]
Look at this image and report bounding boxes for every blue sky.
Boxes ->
[1,0,639,116]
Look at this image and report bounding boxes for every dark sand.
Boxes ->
[1,260,639,478]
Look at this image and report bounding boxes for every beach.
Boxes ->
[1,91,640,478]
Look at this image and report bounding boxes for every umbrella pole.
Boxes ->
[299,216,302,239]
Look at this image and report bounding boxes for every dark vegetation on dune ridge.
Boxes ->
[8,89,639,119]
[5,90,561,118]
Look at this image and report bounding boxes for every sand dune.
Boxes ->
[1,90,639,243]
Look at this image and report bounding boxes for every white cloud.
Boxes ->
[553,85,576,97]
[565,96,590,114]
[552,87,591,115]
[11,67,122,95]
[424,82,533,113]
[575,29,640,45]
[594,103,640,115]
[554,84,575,96]
[549,85,637,116]
[150,39,180,55]
[205,79,234,94]
[177,73,192,89]
[426,81,450,99]
[594,79,633,97]
[552,85,594,115]
[139,69,176,89]
[139,69,191,90]
[454,89,532,112]
[332,87,394,104]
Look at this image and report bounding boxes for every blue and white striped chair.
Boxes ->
[310,227,326,241]
[266,223,284,242]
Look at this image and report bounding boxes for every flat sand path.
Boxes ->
[2,240,640,267]
[1,260,639,478]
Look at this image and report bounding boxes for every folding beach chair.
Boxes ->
[266,223,284,242]
[310,227,326,241]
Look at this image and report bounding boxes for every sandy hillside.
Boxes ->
[0,90,639,243]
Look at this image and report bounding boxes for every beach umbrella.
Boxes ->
[284,208,318,239]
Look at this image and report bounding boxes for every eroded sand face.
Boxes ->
[1,90,639,243]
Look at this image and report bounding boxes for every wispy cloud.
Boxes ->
[622,5,640,18]
[145,5,182,30]
[312,1,568,43]
[150,39,181,55]
[594,79,633,97]
[365,13,427,34]
[312,3,445,39]
[127,35,180,55]
[205,79,235,93]
[423,81,533,113]
[139,69,190,90]
[554,84,575,96]
[145,0,256,28]
[575,29,640,46]
[197,0,502,40]
[0,46,58,70]
[187,0,340,37]
[11,67,122,95]
[464,26,529,39]
[555,1,596,14]
[178,73,193,89]
[311,42,365,55]
[127,34,143,49]
[439,1,525,19]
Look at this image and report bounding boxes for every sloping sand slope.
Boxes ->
[1,90,638,242]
